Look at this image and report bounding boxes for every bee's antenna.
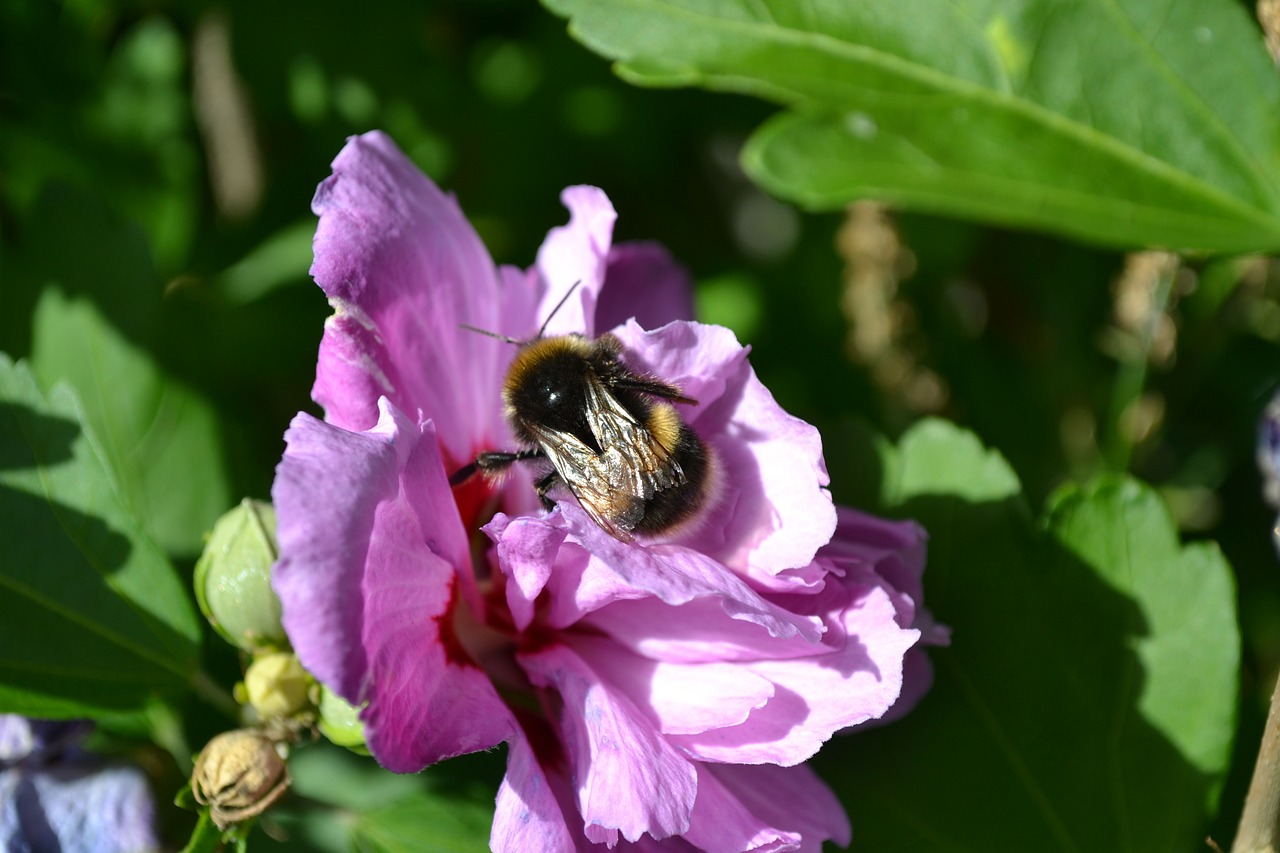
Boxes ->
[459,323,521,345]
[537,281,582,339]
[459,280,582,344]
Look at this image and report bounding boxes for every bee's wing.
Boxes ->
[583,379,687,498]
[533,426,645,541]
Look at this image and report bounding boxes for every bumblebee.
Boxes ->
[450,330,716,542]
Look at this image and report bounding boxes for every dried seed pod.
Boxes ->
[191,729,290,830]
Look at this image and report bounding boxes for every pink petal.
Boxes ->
[490,512,571,632]
[272,399,512,772]
[566,634,774,736]
[273,410,385,700]
[703,763,851,851]
[520,643,698,845]
[309,131,516,465]
[584,595,829,664]
[610,321,837,586]
[681,764,801,853]
[671,572,919,765]
[490,506,824,644]
[825,507,950,646]
[533,185,616,339]
[491,729,583,853]
[596,242,695,333]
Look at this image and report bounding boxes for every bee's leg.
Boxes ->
[449,449,544,486]
[533,470,562,512]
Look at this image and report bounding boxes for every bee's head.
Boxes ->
[502,335,596,438]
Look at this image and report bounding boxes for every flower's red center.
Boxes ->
[451,469,502,535]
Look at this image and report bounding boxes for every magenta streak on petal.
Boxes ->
[520,643,697,845]
[273,399,511,772]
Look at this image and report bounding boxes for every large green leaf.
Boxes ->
[30,286,230,558]
[0,355,201,716]
[814,419,1239,851]
[545,0,1280,252]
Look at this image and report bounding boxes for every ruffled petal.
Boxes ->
[489,507,823,644]
[610,321,837,586]
[671,570,919,765]
[309,131,515,463]
[596,242,695,333]
[534,186,617,339]
[681,764,800,853]
[566,634,774,737]
[273,399,512,771]
[521,643,697,845]
[702,763,851,852]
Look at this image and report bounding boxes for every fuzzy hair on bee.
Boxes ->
[450,310,718,542]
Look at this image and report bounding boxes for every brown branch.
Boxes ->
[1233,671,1280,853]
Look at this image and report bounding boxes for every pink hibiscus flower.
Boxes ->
[272,131,946,851]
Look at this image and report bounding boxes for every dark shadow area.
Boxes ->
[0,485,196,708]
[816,490,1218,852]
[0,401,79,471]
[0,396,198,709]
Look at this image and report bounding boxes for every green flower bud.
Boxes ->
[317,684,367,750]
[195,499,285,652]
[192,729,290,831]
[244,652,312,721]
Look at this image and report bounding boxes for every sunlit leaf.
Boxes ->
[27,248,230,557]
[546,0,1280,252]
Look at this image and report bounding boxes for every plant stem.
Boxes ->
[193,668,243,722]
[1233,670,1280,852]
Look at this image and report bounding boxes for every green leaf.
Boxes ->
[545,0,1280,252]
[816,419,1239,851]
[30,288,231,557]
[0,354,201,716]
[212,219,315,306]
[284,744,494,853]
[349,795,492,853]
[1045,479,1239,786]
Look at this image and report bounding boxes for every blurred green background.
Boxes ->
[2,0,1276,848]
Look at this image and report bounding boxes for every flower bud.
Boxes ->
[195,499,285,651]
[243,652,312,721]
[191,729,289,831]
[317,685,367,750]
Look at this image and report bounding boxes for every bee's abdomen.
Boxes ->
[634,423,713,536]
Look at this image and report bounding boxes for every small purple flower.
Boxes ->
[1259,390,1280,554]
[0,716,158,853]
[273,131,946,851]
